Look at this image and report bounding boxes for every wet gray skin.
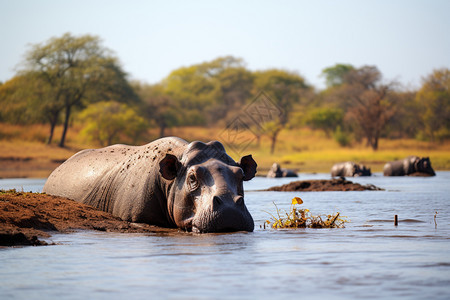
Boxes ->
[43,137,257,232]
[331,162,372,177]
[383,156,435,176]
[266,163,298,178]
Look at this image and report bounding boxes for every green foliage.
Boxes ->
[321,63,354,88]
[415,68,450,142]
[384,90,420,139]
[253,69,310,153]
[253,69,309,124]
[133,82,179,137]
[306,107,344,137]
[163,56,253,126]
[333,126,352,147]
[20,32,135,147]
[3,36,450,149]
[79,101,148,146]
[0,75,36,124]
[321,65,394,150]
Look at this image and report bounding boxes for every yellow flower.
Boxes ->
[291,197,303,205]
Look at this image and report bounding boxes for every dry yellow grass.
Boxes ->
[1,123,449,178]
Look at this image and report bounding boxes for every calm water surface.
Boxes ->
[1,173,450,299]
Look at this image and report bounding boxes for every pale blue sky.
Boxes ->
[1,0,449,90]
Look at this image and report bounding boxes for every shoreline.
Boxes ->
[0,190,178,246]
[1,177,384,246]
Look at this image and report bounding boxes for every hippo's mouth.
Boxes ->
[191,225,247,233]
[190,210,254,233]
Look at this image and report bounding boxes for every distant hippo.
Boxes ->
[266,163,298,178]
[43,137,257,232]
[331,162,372,177]
[383,156,435,176]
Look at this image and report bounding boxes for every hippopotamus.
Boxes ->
[331,162,372,177]
[43,137,257,232]
[266,163,298,178]
[383,156,435,176]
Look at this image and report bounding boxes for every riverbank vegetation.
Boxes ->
[1,33,449,177]
[265,197,348,229]
[1,123,449,178]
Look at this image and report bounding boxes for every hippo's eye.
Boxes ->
[187,173,199,191]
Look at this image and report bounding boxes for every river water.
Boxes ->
[1,173,449,299]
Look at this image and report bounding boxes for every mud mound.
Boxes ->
[0,190,175,246]
[266,177,383,192]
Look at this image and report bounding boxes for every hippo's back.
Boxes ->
[331,162,354,177]
[43,137,187,217]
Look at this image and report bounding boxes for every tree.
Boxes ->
[0,75,42,125]
[384,90,419,139]
[163,56,253,126]
[79,101,148,146]
[341,66,395,150]
[306,107,344,137]
[163,64,220,126]
[415,68,450,141]
[253,69,310,153]
[321,63,354,88]
[21,32,135,147]
[214,61,254,121]
[134,82,179,137]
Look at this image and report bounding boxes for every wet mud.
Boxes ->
[0,190,175,246]
[266,177,383,192]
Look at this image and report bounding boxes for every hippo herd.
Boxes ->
[44,136,436,233]
[267,156,435,178]
[330,156,435,177]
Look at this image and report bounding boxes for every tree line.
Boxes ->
[0,33,449,151]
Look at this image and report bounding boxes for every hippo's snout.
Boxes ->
[192,194,254,233]
[212,195,244,209]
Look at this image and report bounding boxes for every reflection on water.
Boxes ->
[1,173,450,299]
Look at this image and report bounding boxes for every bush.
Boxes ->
[333,126,352,147]
[306,107,344,137]
[79,101,149,146]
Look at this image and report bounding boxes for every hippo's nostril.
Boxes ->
[213,196,222,209]
[235,196,244,206]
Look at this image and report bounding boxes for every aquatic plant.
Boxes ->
[265,197,348,229]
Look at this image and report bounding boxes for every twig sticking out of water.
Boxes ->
[434,211,438,228]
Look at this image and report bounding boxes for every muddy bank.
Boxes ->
[0,190,176,247]
[266,177,383,192]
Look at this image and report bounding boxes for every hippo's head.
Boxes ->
[355,164,371,176]
[159,141,256,233]
[416,157,436,176]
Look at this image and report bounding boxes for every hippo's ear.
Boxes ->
[159,154,180,180]
[238,155,257,181]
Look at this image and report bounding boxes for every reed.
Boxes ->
[265,197,348,229]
